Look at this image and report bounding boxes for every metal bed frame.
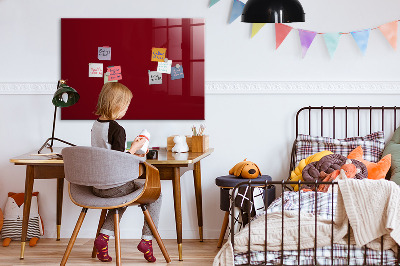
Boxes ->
[230,106,400,266]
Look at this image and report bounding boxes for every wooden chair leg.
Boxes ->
[217,211,230,248]
[141,205,171,263]
[91,209,108,258]
[114,210,121,266]
[60,208,88,266]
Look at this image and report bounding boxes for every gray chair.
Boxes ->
[60,146,171,265]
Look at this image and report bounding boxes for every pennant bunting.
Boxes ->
[229,0,245,24]
[323,33,341,58]
[298,29,317,58]
[209,0,220,7]
[378,21,398,50]
[351,29,370,55]
[275,23,293,49]
[251,23,266,38]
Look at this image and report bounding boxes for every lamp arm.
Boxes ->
[50,105,57,148]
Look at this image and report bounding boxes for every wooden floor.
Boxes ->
[0,239,221,265]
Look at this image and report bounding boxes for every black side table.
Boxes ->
[215,175,275,248]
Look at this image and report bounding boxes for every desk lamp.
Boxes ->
[241,0,305,23]
[38,80,80,154]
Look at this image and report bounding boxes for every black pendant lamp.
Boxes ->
[242,0,305,23]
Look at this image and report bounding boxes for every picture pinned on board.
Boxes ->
[107,66,122,81]
[151,48,167,62]
[98,46,111,60]
[89,63,103,77]
[171,64,184,80]
[148,70,162,85]
[104,72,117,84]
[157,58,172,74]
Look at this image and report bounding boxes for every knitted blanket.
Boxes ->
[335,178,399,251]
[214,179,400,266]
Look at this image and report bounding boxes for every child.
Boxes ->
[91,82,162,263]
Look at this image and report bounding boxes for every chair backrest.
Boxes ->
[62,146,145,188]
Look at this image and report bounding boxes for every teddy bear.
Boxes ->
[172,135,189,153]
[229,159,261,179]
[1,192,44,247]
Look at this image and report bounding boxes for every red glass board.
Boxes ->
[61,18,205,120]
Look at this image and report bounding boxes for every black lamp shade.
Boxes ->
[241,0,305,23]
[52,84,80,108]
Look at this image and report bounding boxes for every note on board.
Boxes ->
[148,71,162,85]
[89,63,103,77]
[104,72,117,84]
[98,47,111,60]
[151,48,167,62]
[157,59,172,74]
[107,66,122,81]
[171,65,184,80]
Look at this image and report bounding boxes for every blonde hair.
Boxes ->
[95,83,133,120]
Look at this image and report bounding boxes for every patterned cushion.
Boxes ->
[295,131,385,166]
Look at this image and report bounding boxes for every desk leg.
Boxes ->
[193,161,203,242]
[172,167,183,261]
[20,165,35,259]
[56,178,64,241]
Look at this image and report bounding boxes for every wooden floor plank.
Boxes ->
[0,239,222,265]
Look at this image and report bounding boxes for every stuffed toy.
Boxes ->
[348,146,391,180]
[1,192,44,247]
[289,150,333,191]
[229,159,261,179]
[172,135,189,153]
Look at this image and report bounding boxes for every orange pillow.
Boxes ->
[347,146,391,180]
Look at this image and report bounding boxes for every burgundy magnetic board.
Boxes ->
[61,18,205,120]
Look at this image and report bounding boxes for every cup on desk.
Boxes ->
[146,150,158,160]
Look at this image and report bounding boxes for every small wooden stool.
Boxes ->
[215,175,275,248]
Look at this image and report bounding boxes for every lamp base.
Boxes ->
[38,137,76,154]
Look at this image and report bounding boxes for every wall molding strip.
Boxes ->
[0,81,400,95]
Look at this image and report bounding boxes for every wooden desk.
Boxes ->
[10,147,213,261]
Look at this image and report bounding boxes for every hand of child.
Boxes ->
[129,137,147,155]
[134,149,149,157]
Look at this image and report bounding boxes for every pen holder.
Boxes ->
[191,135,209,153]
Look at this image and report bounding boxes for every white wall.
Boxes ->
[1,0,400,240]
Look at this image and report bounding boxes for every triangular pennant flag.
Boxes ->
[251,23,266,38]
[229,0,245,24]
[323,33,341,58]
[209,0,220,7]
[378,21,398,50]
[351,29,370,55]
[275,23,293,49]
[298,29,317,58]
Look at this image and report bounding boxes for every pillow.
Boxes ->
[382,126,400,184]
[347,146,391,180]
[295,131,385,167]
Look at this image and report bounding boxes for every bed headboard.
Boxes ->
[290,106,400,179]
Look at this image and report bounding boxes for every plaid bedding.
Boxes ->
[234,191,397,265]
[294,131,385,166]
